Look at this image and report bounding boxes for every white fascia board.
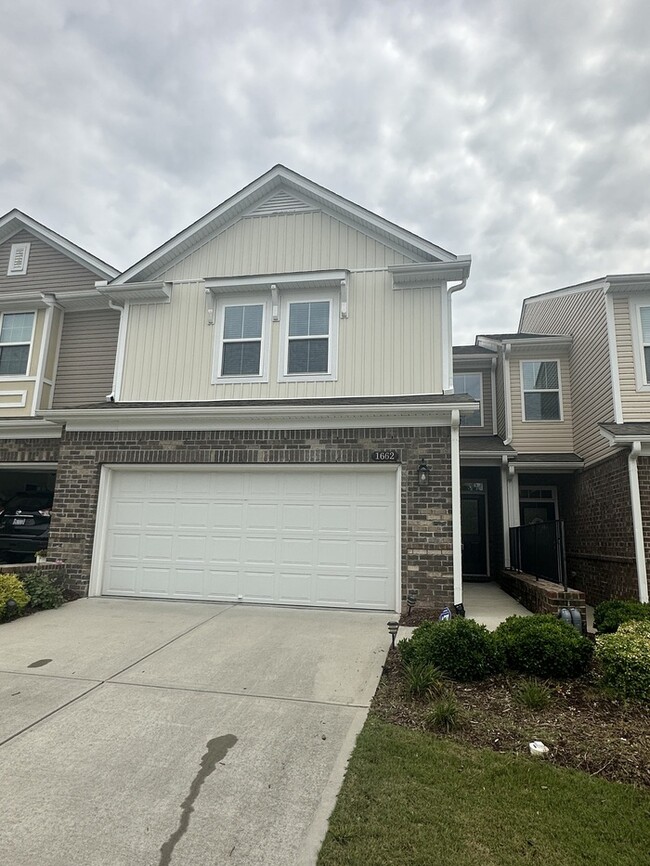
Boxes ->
[508,336,573,348]
[98,281,171,304]
[599,428,650,452]
[389,258,471,288]
[205,270,348,292]
[603,274,650,293]
[0,210,118,279]
[42,401,477,433]
[0,420,62,439]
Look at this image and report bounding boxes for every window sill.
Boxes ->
[278,372,337,383]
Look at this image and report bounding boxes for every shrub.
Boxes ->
[399,617,504,681]
[402,660,445,699]
[495,615,593,678]
[593,600,650,634]
[426,694,465,733]
[595,620,650,701]
[513,678,552,711]
[20,570,65,611]
[0,573,30,620]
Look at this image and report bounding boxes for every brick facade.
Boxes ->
[498,569,587,632]
[0,438,60,464]
[562,451,638,605]
[638,457,650,585]
[48,425,454,608]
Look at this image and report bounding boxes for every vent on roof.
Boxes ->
[7,242,30,276]
[248,189,315,216]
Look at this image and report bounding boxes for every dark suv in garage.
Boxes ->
[0,492,53,563]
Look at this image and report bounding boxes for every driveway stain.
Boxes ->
[158,734,238,866]
[27,659,52,668]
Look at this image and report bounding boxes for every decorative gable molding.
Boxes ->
[7,242,30,275]
[247,189,316,217]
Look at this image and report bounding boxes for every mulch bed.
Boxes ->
[373,650,650,788]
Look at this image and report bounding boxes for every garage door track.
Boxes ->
[0,598,390,866]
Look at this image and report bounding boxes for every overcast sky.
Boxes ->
[1,0,648,343]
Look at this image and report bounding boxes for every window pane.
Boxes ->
[288,303,310,337]
[242,305,263,339]
[287,338,329,373]
[0,344,29,375]
[289,301,330,337]
[644,345,650,384]
[524,391,560,420]
[453,373,481,400]
[0,312,34,344]
[221,341,261,376]
[308,301,330,335]
[523,361,558,390]
[640,306,650,342]
[223,306,244,340]
[460,407,482,427]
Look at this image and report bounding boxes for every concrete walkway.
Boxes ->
[0,598,390,866]
[463,581,532,630]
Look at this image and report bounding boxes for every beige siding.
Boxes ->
[121,274,444,401]
[509,348,574,453]
[52,310,120,407]
[453,359,494,436]
[614,295,650,421]
[0,308,45,418]
[521,290,612,463]
[158,211,417,281]
[0,229,99,294]
[44,307,63,383]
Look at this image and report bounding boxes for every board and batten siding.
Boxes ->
[0,229,99,294]
[51,309,120,407]
[509,348,574,453]
[613,295,650,422]
[454,359,494,436]
[521,289,613,464]
[121,273,444,401]
[156,211,418,281]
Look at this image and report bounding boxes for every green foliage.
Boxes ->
[399,617,504,682]
[513,678,552,710]
[595,620,650,702]
[426,694,465,733]
[0,572,30,620]
[593,600,650,634]
[20,570,64,611]
[495,615,593,679]
[402,660,445,699]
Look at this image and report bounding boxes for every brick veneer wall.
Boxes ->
[562,451,638,605]
[498,570,587,631]
[0,438,60,464]
[49,425,454,607]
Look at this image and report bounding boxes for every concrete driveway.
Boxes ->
[0,598,390,866]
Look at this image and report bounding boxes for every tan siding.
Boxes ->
[51,310,120,407]
[614,295,650,421]
[509,348,574,453]
[0,229,99,293]
[44,307,63,382]
[453,359,494,436]
[158,212,416,281]
[121,275,444,401]
[0,382,35,415]
[521,290,612,463]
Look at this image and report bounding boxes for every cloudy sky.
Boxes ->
[1,0,648,343]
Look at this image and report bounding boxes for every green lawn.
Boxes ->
[318,716,650,866]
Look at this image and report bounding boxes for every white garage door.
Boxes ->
[96,467,398,610]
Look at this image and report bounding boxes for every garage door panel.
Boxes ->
[100,468,397,610]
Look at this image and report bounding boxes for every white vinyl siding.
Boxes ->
[520,289,612,464]
[96,466,398,611]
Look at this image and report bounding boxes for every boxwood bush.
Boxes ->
[595,620,650,701]
[20,570,64,611]
[0,573,30,620]
[399,617,504,681]
[593,600,650,634]
[494,614,593,678]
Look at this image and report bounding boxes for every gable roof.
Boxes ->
[111,164,460,285]
[0,209,118,279]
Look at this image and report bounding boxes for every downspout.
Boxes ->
[491,356,498,435]
[501,455,511,567]
[503,342,513,445]
[451,408,462,605]
[107,299,126,402]
[443,279,467,393]
[628,441,649,603]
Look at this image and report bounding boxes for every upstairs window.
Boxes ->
[639,306,650,384]
[453,372,482,427]
[521,360,561,421]
[286,300,331,375]
[0,312,35,376]
[215,301,267,381]
[7,243,30,276]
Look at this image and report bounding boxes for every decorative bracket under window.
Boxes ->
[340,277,348,318]
[271,284,279,321]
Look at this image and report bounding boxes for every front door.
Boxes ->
[461,488,488,577]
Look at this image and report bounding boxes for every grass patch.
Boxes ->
[318,717,650,866]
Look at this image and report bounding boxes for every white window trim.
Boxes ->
[278,291,339,382]
[519,485,559,520]
[453,371,484,428]
[630,295,650,392]
[7,242,30,276]
[0,310,37,380]
[520,359,564,422]
[212,295,271,385]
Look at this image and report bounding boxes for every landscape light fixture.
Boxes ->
[387,620,400,649]
[406,591,417,617]
[417,461,430,488]
[5,598,17,617]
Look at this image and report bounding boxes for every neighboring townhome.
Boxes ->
[520,274,650,606]
[42,165,473,612]
[0,210,118,562]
